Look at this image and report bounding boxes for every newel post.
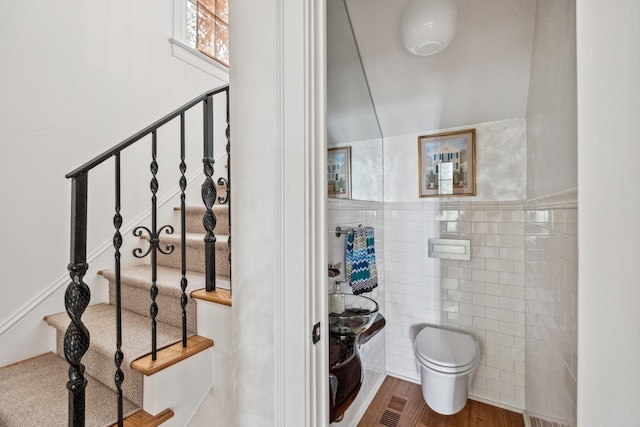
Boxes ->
[65,173,91,427]
[202,94,217,292]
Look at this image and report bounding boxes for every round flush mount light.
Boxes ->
[401,0,458,56]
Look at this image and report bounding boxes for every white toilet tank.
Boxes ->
[414,327,479,415]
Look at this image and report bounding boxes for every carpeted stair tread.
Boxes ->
[149,232,229,248]
[176,205,230,235]
[44,303,188,368]
[0,352,138,427]
[99,264,208,297]
[152,233,231,277]
[45,304,192,407]
[99,265,199,333]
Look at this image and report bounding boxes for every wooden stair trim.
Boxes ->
[131,335,213,376]
[191,288,232,307]
[112,408,174,427]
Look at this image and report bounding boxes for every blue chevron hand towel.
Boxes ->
[345,226,378,295]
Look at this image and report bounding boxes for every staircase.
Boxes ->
[0,86,232,426]
[0,202,231,426]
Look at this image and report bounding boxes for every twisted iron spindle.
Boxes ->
[113,154,124,426]
[132,132,174,360]
[216,87,231,294]
[65,173,91,427]
[179,113,189,346]
[202,94,217,292]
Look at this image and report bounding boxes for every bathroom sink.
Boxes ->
[328,293,379,337]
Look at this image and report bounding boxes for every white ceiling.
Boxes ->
[343,0,538,138]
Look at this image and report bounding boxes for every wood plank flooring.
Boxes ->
[358,376,524,427]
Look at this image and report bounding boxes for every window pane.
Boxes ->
[186,0,197,47]
[196,0,229,66]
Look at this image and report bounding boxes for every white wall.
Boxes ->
[526,0,577,199]
[384,118,526,203]
[577,1,640,426]
[230,1,327,426]
[524,1,578,425]
[524,191,578,426]
[0,0,227,363]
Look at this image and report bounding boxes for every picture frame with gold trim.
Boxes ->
[418,129,476,198]
[327,146,352,199]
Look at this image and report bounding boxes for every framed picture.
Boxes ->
[418,129,476,198]
[327,146,352,199]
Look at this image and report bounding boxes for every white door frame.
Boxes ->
[230,1,328,426]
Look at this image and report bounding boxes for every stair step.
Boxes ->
[99,265,200,333]
[131,335,213,376]
[150,233,231,278]
[113,408,174,427]
[0,352,139,427]
[191,288,232,307]
[177,204,230,235]
[44,303,191,407]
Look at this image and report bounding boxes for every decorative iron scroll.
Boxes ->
[131,132,175,360]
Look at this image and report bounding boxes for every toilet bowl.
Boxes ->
[413,326,479,415]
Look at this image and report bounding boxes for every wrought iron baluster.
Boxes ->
[202,94,217,292]
[132,131,174,360]
[65,173,91,427]
[220,87,231,295]
[113,154,124,426]
[63,85,229,426]
[179,113,188,346]
[149,131,160,360]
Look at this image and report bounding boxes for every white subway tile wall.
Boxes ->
[524,196,577,427]
[326,194,577,425]
[384,201,527,409]
[327,200,386,425]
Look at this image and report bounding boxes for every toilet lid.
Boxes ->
[414,327,477,368]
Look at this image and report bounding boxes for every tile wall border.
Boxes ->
[525,188,577,210]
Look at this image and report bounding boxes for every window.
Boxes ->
[187,0,229,67]
[171,0,229,81]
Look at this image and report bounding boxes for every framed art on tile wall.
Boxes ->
[327,146,352,199]
[418,129,476,198]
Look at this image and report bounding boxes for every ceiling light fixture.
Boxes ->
[401,0,458,56]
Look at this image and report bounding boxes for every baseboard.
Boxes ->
[468,395,523,414]
[385,371,420,385]
[343,371,386,427]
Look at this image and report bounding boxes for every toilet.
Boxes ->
[413,326,479,415]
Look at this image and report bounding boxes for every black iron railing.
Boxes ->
[64,85,230,426]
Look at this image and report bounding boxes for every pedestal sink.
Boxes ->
[328,293,379,337]
[328,293,385,423]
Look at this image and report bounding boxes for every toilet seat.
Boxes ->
[414,327,478,374]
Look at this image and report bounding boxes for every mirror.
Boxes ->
[327,0,384,202]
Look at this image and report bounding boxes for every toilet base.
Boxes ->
[420,366,471,415]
